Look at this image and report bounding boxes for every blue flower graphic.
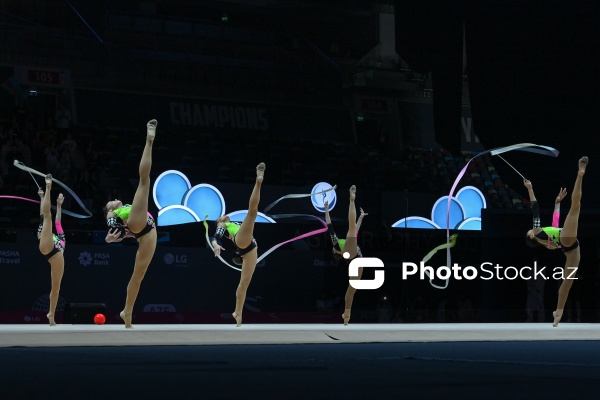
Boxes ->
[152,170,276,227]
[392,186,486,230]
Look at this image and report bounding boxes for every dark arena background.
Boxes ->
[0,1,598,398]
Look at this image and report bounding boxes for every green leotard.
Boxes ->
[113,205,132,222]
[540,226,561,245]
[225,222,241,238]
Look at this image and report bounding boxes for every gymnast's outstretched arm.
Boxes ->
[356,207,368,234]
[324,200,339,247]
[523,179,542,234]
[552,187,567,227]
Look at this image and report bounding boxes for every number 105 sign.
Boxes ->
[27,69,61,85]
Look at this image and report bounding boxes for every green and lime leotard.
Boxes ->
[107,204,156,239]
[210,221,258,260]
[531,201,578,252]
[327,223,362,260]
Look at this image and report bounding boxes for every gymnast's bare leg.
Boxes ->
[120,120,158,328]
[553,157,587,327]
[231,163,265,327]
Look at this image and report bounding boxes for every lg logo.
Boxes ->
[348,257,385,290]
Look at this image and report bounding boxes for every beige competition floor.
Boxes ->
[1,323,599,347]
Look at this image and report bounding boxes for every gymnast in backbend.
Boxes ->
[37,174,65,326]
[324,185,367,325]
[103,119,158,328]
[524,156,588,327]
[210,163,266,327]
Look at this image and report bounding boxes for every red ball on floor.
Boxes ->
[94,313,106,325]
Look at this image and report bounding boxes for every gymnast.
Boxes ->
[103,119,158,328]
[210,162,266,327]
[524,156,588,327]
[324,185,367,325]
[37,175,65,326]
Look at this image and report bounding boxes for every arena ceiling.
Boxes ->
[3,0,597,202]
